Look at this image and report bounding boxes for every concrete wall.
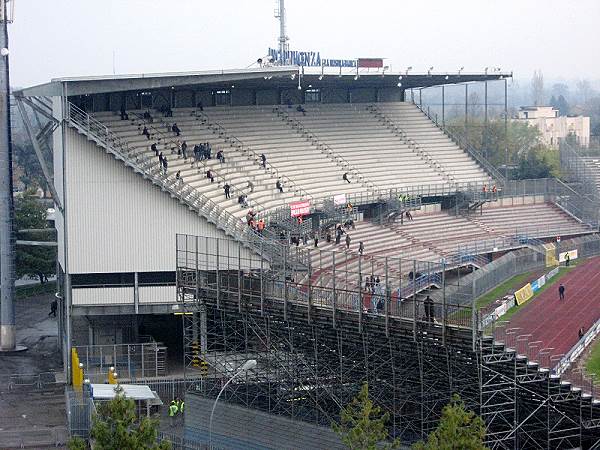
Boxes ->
[350,88,377,103]
[321,88,347,104]
[231,89,255,107]
[256,89,279,105]
[378,88,404,102]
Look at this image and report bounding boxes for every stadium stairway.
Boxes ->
[582,157,600,193]
[167,106,370,201]
[69,104,289,262]
[372,102,491,184]
[286,103,453,190]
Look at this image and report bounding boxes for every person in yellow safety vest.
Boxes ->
[168,400,178,426]
[176,397,185,415]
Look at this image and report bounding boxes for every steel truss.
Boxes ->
[177,236,600,449]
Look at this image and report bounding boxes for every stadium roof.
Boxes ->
[17,66,512,98]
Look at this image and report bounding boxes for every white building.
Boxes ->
[515,106,590,148]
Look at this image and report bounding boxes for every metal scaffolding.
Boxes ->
[177,234,600,449]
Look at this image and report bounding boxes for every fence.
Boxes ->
[0,371,63,392]
[66,388,95,439]
[0,427,68,448]
[75,342,167,382]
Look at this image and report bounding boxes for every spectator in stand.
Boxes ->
[342,172,351,183]
[286,98,293,109]
[142,126,150,140]
[247,180,254,193]
[165,106,173,117]
[345,234,351,250]
[326,231,332,243]
[197,100,204,111]
[162,157,168,175]
[223,183,231,199]
[175,170,182,184]
[276,179,284,193]
[172,123,181,136]
[151,143,158,156]
[296,104,306,116]
[335,229,341,245]
[158,152,164,166]
[246,210,256,226]
[238,194,248,208]
[405,210,413,221]
[143,111,153,123]
[257,219,265,234]
[558,283,565,300]
[120,105,128,120]
[482,184,488,193]
[206,169,214,183]
[358,241,364,255]
[181,141,188,159]
[216,150,225,164]
[260,154,267,168]
[205,143,212,160]
[314,233,319,248]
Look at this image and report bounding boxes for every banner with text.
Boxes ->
[514,283,534,306]
[290,200,311,218]
[559,249,578,263]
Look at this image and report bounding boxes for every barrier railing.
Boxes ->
[411,100,505,183]
[68,103,289,264]
[273,106,382,194]
[193,109,313,202]
[74,342,168,381]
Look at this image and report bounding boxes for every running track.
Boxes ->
[502,256,600,366]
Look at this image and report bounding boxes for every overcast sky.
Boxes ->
[9,0,600,87]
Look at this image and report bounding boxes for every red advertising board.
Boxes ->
[290,200,311,217]
[357,58,384,68]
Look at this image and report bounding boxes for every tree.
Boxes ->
[412,394,488,450]
[14,190,56,283]
[332,382,400,450]
[551,82,569,100]
[68,385,171,450]
[576,79,595,105]
[531,70,545,106]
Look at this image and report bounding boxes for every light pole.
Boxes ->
[208,359,257,448]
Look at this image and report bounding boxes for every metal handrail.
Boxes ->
[273,106,382,195]
[131,112,267,214]
[366,105,458,185]
[192,109,313,202]
[411,101,505,183]
[67,103,286,262]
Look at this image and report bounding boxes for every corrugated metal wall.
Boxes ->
[63,129,255,274]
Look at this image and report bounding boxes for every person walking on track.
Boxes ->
[558,283,565,300]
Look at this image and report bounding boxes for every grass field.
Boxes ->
[585,339,600,379]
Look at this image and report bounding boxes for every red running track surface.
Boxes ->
[503,256,600,366]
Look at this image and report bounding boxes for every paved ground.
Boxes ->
[0,292,62,376]
[504,257,600,366]
[0,292,66,449]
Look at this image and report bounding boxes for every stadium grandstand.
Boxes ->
[15,65,600,448]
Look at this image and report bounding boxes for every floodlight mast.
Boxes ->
[274,0,289,65]
[0,0,15,351]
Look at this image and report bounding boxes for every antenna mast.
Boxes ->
[274,0,289,65]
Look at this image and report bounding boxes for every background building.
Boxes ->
[515,105,590,147]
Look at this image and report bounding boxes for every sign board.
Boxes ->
[333,193,347,206]
[514,283,534,306]
[268,48,356,68]
[558,249,577,263]
[530,274,546,293]
[290,200,311,218]
[358,58,384,68]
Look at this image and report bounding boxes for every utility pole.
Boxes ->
[0,0,22,352]
[274,0,289,65]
